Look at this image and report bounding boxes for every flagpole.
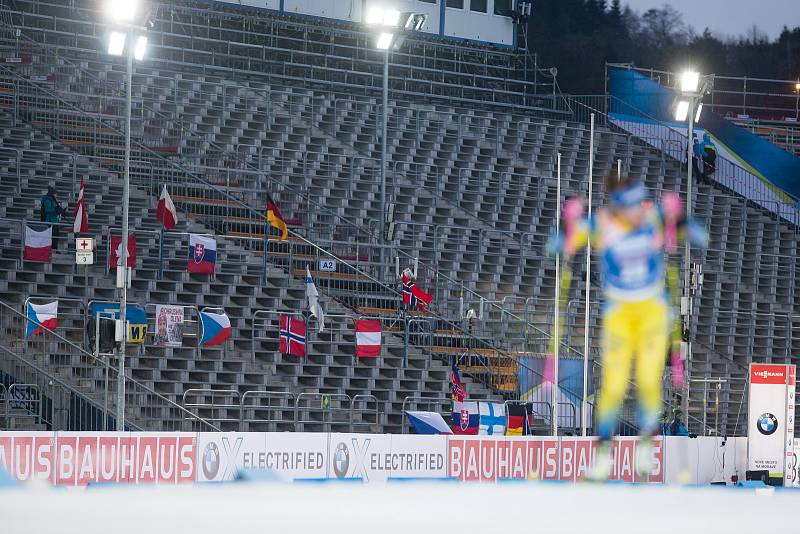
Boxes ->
[116,47,133,431]
[552,153,561,437]
[581,113,594,437]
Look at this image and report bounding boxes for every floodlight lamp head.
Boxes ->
[680,70,700,94]
[133,35,147,61]
[403,12,427,32]
[675,99,690,122]
[106,0,139,22]
[366,6,400,27]
[694,102,703,123]
[108,31,126,56]
[376,32,394,50]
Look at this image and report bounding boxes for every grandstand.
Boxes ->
[0,0,798,441]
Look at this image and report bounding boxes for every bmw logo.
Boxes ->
[757,413,779,436]
[202,442,220,479]
[333,442,350,478]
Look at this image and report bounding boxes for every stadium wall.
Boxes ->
[210,0,516,46]
[0,432,746,486]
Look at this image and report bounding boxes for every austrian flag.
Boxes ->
[355,319,381,358]
[73,176,88,233]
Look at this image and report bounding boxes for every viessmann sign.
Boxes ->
[0,431,662,485]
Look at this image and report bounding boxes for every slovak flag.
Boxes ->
[73,176,88,233]
[26,300,58,338]
[23,225,52,263]
[156,185,178,230]
[109,233,136,270]
[199,310,231,346]
[187,234,216,274]
[451,401,479,435]
[401,268,433,313]
[279,315,306,357]
[355,319,381,358]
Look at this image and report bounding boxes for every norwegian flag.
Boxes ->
[279,315,306,357]
[451,361,467,402]
[401,268,433,313]
[73,176,88,233]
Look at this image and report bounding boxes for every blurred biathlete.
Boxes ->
[549,174,707,480]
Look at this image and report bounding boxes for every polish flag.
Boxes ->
[355,319,381,358]
[23,225,52,262]
[73,176,88,233]
[156,185,178,230]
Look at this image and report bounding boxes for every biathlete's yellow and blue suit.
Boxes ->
[560,180,706,440]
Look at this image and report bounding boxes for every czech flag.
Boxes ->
[355,319,381,358]
[23,225,52,263]
[266,194,288,241]
[109,233,136,270]
[26,300,58,338]
[187,234,217,274]
[405,411,453,435]
[450,401,479,435]
[73,176,88,233]
[199,310,231,346]
[279,315,306,357]
[156,185,178,230]
[401,268,432,313]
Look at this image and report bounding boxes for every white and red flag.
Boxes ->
[355,319,381,358]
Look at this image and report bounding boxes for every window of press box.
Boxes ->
[418,0,436,3]
[446,0,464,8]
[494,0,512,16]
[470,0,487,12]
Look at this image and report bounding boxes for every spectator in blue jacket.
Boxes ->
[40,186,66,249]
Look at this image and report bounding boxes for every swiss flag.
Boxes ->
[279,315,306,357]
[355,319,381,358]
[109,233,136,269]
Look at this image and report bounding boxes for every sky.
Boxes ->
[625,0,799,40]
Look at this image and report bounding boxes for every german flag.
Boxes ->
[266,194,288,241]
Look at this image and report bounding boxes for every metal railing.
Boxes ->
[0,298,220,431]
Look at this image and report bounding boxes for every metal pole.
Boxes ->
[581,113,594,437]
[683,100,695,421]
[117,47,133,431]
[379,49,389,279]
[552,152,562,437]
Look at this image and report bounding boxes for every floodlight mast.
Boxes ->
[103,0,147,430]
[365,7,427,279]
[675,69,711,416]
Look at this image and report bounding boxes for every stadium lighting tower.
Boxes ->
[103,0,147,431]
[366,7,426,273]
[674,69,711,409]
[795,82,800,120]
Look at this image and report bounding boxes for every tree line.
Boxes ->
[525,0,800,94]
